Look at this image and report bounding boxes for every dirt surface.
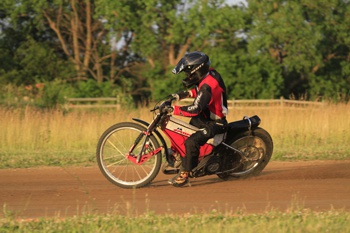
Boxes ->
[1,160,350,219]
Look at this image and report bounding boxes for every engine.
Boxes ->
[204,156,222,174]
[191,154,222,177]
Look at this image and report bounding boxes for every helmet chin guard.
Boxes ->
[182,72,207,88]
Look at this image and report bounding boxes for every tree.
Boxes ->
[97,0,246,99]
[1,0,349,105]
[305,0,350,100]
[2,0,135,84]
[246,0,350,100]
[205,3,284,99]
[0,2,74,85]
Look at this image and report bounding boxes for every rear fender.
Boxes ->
[226,115,261,141]
[132,118,172,164]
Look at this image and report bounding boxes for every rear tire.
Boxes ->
[223,127,273,179]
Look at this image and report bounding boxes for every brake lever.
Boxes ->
[150,106,159,112]
[150,96,176,112]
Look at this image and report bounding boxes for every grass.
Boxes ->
[0,103,350,168]
[0,209,349,233]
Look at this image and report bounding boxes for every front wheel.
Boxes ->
[221,127,273,179]
[96,122,162,188]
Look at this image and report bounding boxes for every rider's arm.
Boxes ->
[172,88,196,100]
[172,84,211,117]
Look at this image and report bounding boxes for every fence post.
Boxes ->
[280,96,284,108]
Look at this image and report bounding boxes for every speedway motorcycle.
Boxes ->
[96,97,273,188]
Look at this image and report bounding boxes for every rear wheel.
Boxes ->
[96,122,162,188]
[219,127,273,179]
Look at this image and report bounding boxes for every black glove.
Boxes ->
[162,105,173,113]
[171,90,189,101]
[159,100,173,113]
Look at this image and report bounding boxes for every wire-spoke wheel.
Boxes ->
[96,122,162,188]
[221,127,273,179]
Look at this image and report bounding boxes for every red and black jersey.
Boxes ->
[173,69,228,120]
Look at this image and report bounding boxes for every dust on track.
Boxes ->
[1,160,349,218]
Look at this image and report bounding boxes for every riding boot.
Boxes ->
[171,171,189,187]
[168,167,189,186]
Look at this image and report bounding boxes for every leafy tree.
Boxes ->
[205,3,284,99]
[14,37,74,84]
[2,0,135,84]
[246,0,350,100]
[306,0,350,100]
[1,0,350,107]
[0,4,71,85]
[97,0,245,100]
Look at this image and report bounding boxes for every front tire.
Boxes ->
[96,122,162,188]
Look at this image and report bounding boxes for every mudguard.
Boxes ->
[226,115,261,140]
[132,118,172,164]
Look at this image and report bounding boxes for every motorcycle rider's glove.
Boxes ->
[159,100,173,113]
[171,90,190,101]
[162,105,173,113]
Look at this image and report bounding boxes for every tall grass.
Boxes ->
[229,103,350,160]
[0,103,349,168]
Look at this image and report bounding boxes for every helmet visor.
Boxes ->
[172,58,185,74]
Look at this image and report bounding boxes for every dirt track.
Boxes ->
[1,160,350,218]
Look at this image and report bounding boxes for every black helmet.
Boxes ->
[172,51,211,88]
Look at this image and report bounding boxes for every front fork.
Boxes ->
[127,131,163,164]
[127,114,164,164]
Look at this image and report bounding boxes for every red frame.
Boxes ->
[162,128,214,158]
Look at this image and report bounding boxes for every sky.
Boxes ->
[226,0,247,6]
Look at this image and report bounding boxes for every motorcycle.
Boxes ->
[96,96,273,188]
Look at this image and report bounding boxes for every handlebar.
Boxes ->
[150,106,159,112]
[150,96,176,112]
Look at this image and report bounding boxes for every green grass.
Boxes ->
[1,210,349,233]
[0,104,350,168]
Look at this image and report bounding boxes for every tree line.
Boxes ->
[0,0,349,107]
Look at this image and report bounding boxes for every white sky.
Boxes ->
[225,0,247,6]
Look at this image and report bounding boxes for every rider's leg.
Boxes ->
[170,116,227,187]
[171,130,212,187]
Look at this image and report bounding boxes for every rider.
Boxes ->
[167,51,228,187]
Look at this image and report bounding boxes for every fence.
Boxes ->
[65,97,120,109]
[65,97,324,110]
[180,97,324,109]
